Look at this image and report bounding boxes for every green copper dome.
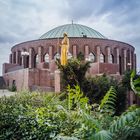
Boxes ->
[40,24,107,39]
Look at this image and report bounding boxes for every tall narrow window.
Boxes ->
[35,54,39,63]
[26,56,29,68]
[54,53,60,60]
[34,54,39,68]
[119,56,122,74]
[100,53,105,63]
[13,52,16,63]
[44,53,49,63]
[109,54,114,63]
[89,52,95,62]
[68,52,72,59]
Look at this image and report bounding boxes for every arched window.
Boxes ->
[54,53,60,60]
[35,54,39,63]
[34,54,39,68]
[13,52,16,63]
[26,56,29,68]
[12,80,16,87]
[44,53,49,63]
[100,53,105,63]
[68,52,72,59]
[89,52,95,62]
[109,54,114,63]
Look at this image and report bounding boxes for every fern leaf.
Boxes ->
[109,107,140,139]
[99,86,117,114]
[92,130,112,140]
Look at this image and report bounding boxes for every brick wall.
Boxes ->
[3,68,54,91]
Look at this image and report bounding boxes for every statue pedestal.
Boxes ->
[54,70,61,93]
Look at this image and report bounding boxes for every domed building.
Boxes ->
[3,23,136,92]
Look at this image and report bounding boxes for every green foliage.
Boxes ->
[67,85,89,110]
[8,84,17,92]
[0,92,61,139]
[77,52,84,61]
[122,70,133,91]
[82,75,127,115]
[56,58,91,88]
[57,58,127,115]
[0,82,140,140]
[54,135,79,140]
[130,71,140,96]
[93,130,112,140]
[0,86,96,140]
[109,106,140,140]
[82,75,111,103]
[99,86,117,115]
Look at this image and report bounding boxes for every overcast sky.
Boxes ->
[0,0,140,75]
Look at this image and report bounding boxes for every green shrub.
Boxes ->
[8,85,17,92]
[0,85,140,140]
[56,58,91,88]
[57,58,128,115]
[82,75,127,115]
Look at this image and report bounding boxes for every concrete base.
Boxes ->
[54,70,61,93]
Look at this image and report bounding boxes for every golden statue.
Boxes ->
[59,33,69,66]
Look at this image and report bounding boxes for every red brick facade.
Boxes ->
[3,37,136,92]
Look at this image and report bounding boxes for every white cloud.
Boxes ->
[0,0,140,75]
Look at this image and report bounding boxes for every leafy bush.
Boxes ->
[0,85,140,140]
[81,75,127,115]
[110,105,140,140]
[56,58,91,88]
[0,87,94,139]
[130,71,140,97]
[57,58,128,115]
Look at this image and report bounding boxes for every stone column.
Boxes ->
[131,52,134,70]
[12,52,15,64]
[49,46,53,61]
[9,54,12,63]
[133,53,136,70]
[29,48,34,68]
[128,50,132,69]
[55,70,61,92]
[96,46,100,62]
[16,51,20,64]
[116,48,119,64]
[123,49,127,71]
[21,55,25,67]
[85,45,89,60]
[107,47,111,63]
[73,45,77,58]
[38,46,43,63]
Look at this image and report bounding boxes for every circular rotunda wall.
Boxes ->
[10,23,135,74]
